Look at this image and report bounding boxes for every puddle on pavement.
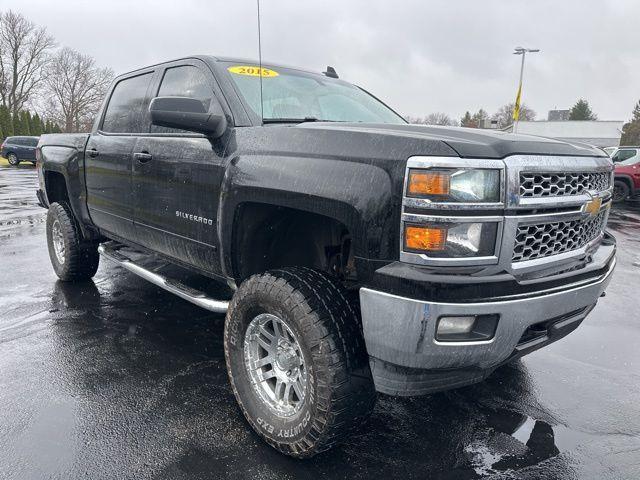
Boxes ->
[464,409,598,476]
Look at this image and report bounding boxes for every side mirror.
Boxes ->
[149,96,227,137]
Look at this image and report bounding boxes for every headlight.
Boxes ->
[404,221,498,257]
[407,168,501,203]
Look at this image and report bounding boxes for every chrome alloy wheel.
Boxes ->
[51,219,66,264]
[243,313,307,417]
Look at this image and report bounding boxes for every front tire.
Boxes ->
[46,202,99,281]
[224,267,376,458]
[7,153,19,166]
[613,180,629,203]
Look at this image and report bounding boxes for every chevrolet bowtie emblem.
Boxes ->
[582,197,602,217]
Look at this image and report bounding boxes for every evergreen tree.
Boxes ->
[569,99,597,120]
[472,109,489,126]
[21,111,32,135]
[31,113,43,136]
[620,100,640,146]
[12,111,24,135]
[460,111,474,128]
[0,105,12,139]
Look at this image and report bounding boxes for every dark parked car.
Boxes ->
[1,136,39,166]
[36,55,616,458]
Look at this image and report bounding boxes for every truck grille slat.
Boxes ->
[520,172,610,198]
[512,210,607,262]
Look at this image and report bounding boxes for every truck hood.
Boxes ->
[298,122,606,159]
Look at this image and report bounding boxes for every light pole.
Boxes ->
[512,47,540,133]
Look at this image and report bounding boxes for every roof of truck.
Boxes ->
[116,55,323,79]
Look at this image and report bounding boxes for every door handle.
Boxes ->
[87,148,99,158]
[133,151,153,163]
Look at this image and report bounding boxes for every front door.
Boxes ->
[132,62,227,275]
[85,71,155,240]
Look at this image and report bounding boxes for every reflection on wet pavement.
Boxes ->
[1,166,639,480]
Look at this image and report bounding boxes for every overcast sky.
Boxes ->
[5,0,639,122]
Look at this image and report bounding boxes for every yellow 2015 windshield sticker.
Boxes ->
[228,65,279,77]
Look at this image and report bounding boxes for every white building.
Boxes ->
[506,120,624,148]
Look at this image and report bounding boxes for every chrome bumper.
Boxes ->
[359,257,616,396]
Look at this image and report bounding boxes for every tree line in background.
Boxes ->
[0,105,61,138]
[0,10,113,142]
[620,101,640,145]
[406,98,603,128]
[406,97,640,145]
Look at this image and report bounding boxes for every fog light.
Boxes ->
[437,316,476,336]
[436,314,499,342]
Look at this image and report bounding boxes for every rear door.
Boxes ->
[132,60,228,275]
[85,71,155,240]
[23,137,38,160]
[13,137,30,158]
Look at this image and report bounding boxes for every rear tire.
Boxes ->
[613,180,629,203]
[7,153,19,166]
[224,267,376,458]
[46,202,99,281]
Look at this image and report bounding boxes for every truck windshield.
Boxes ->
[223,62,406,124]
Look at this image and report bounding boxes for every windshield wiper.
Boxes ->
[262,117,334,124]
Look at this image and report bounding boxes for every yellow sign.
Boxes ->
[228,65,279,77]
[583,197,602,217]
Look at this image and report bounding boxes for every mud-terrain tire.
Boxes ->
[46,202,99,281]
[612,180,629,203]
[224,267,376,458]
[7,153,19,166]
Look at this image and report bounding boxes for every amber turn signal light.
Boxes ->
[407,170,450,196]
[404,225,447,251]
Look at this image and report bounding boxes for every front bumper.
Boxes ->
[359,255,616,396]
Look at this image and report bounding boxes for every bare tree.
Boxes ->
[0,10,55,115]
[44,47,114,132]
[492,102,536,128]
[405,112,458,126]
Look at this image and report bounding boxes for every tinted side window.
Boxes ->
[11,138,25,146]
[151,65,213,134]
[102,73,153,133]
[27,138,38,147]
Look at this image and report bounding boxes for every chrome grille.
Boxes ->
[519,172,610,198]
[512,210,607,262]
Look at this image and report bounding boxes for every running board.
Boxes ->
[98,243,229,313]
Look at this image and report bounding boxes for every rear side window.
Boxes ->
[151,65,213,134]
[102,72,153,133]
[613,149,637,162]
[26,137,38,147]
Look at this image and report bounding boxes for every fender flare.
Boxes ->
[218,154,401,279]
[40,139,99,240]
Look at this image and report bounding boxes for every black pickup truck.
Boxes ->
[37,55,616,458]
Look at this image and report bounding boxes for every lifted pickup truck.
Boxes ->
[37,55,616,458]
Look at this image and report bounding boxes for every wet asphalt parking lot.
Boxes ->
[1,163,639,480]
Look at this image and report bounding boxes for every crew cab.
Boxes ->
[611,146,640,202]
[36,55,616,458]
